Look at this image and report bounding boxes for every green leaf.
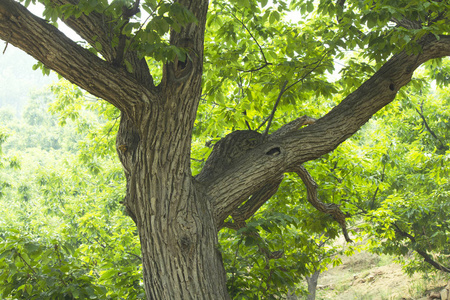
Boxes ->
[94,41,102,52]
[99,268,117,281]
[269,11,280,24]
[124,59,134,73]
[306,1,314,13]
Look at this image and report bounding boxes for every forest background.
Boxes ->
[1,2,450,299]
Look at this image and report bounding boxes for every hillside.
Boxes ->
[309,249,449,300]
[0,45,56,115]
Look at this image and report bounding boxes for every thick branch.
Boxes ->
[49,0,154,86]
[391,17,423,29]
[205,116,316,225]
[208,35,450,225]
[0,0,157,116]
[50,0,115,59]
[161,0,208,88]
[220,176,283,231]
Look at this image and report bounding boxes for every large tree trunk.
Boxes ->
[135,173,228,299]
[137,188,228,299]
[116,109,230,299]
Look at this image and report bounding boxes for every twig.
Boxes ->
[256,115,271,131]
[237,62,272,73]
[415,103,447,150]
[369,157,387,209]
[358,180,450,273]
[3,32,11,54]
[256,50,330,136]
[190,157,204,163]
[123,0,163,57]
[245,120,252,130]
[284,50,331,93]
[228,10,271,72]
[262,80,288,140]
[16,251,37,274]
[126,251,142,261]
[93,116,119,151]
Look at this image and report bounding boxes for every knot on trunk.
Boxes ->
[195,130,262,183]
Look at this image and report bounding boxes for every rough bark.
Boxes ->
[110,0,230,297]
[1,0,450,299]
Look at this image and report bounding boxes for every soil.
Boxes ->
[309,250,449,300]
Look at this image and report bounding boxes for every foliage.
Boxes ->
[0,85,144,299]
[0,126,20,199]
[200,0,339,138]
[358,70,450,275]
[0,229,108,299]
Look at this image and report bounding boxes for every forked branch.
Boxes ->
[49,0,154,86]
[0,0,156,114]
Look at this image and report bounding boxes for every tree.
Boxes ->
[358,77,450,276]
[0,0,449,298]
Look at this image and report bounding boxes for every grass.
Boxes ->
[407,278,428,299]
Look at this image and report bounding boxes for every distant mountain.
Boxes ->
[0,45,57,116]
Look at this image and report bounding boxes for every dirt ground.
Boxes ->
[311,251,449,300]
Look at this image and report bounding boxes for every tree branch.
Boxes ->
[49,0,154,86]
[392,223,450,273]
[268,115,317,140]
[262,80,288,140]
[0,0,157,117]
[220,176,283,230]
[415,102,448,151]
[50,0,114,59]
[293,165,351,242]
[369,157,387,209]
[229,9,271,73]
[206,116,316,225]
[113,0,141,66]
[391,17,423,30]
[284,50,332,93]
[207,34,450,226]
